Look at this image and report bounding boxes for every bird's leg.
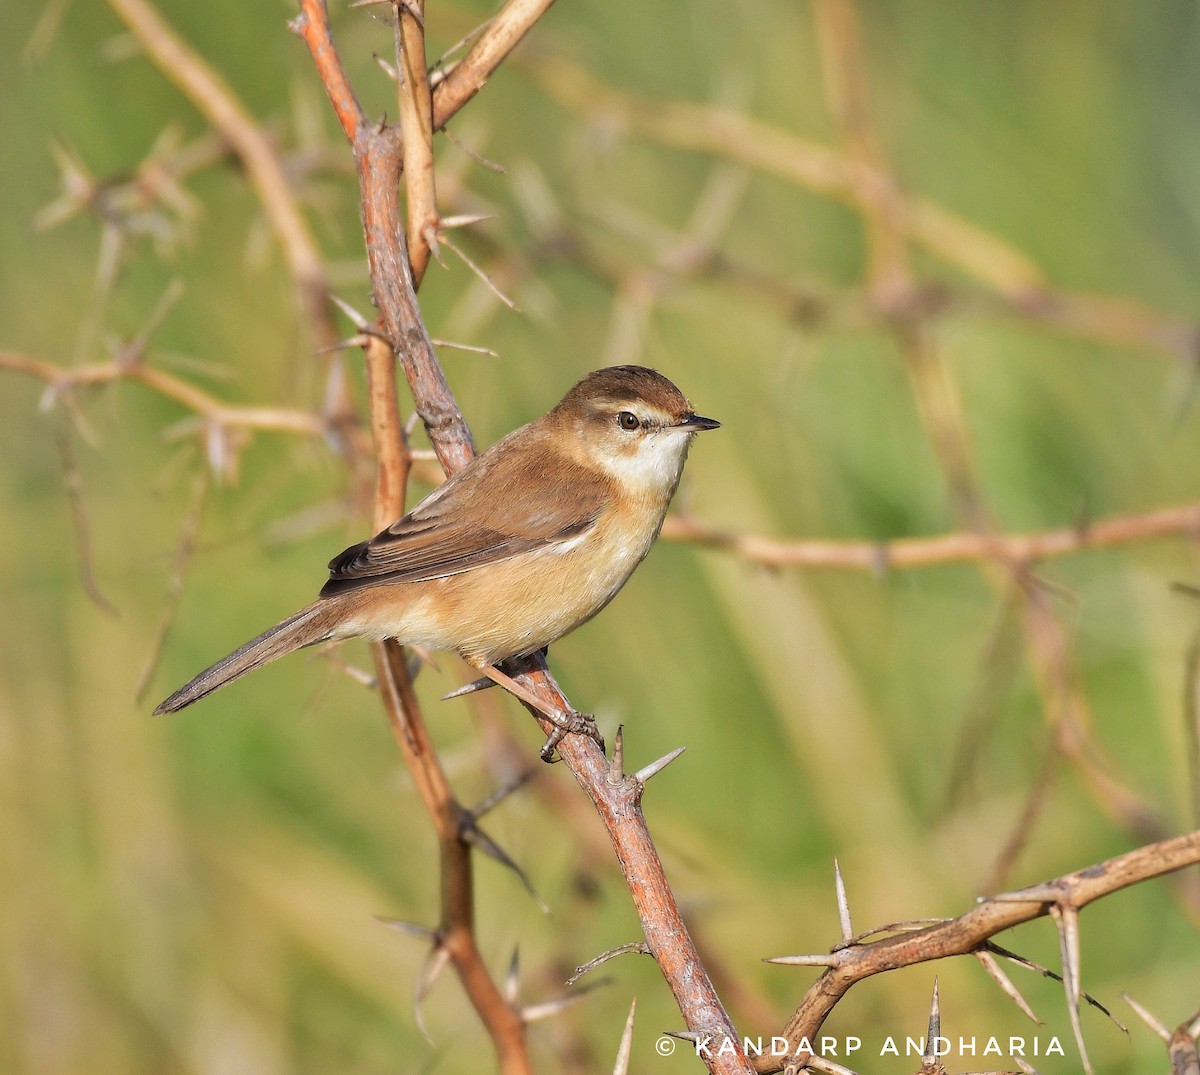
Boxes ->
[466,657,602,762]
[499,654,604,761]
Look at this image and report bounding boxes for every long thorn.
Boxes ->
[316,333,375,354]
[609,723,625,782]
[613,997,636,1075]
[522,989,597,1023]
[470,770,535,819]
[806,1056,859,1075]
[461,823,549,914]
[1050,903,1092,1075]
[975,948,1041,1025]
[924,977,941,1060]
[442,674,497,700]
[1120,993,1169,1042]
[440,212,496,229]
[413,942,451,1044]
[834,859,853,944]
[375,917,436,940]
[505,948,520,1003]
[634,746,686,785]
[763,953,840,967]
[430,337,500,358]
[329,292,370,328]
[441,234,519,309]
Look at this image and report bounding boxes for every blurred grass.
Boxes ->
[2,1,1200,1072]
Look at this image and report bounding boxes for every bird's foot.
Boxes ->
[537,709,603,764]
[462,658,604,762]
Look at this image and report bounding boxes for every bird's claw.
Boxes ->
[538,709,603,763]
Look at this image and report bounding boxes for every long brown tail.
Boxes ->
[154,601,343,714]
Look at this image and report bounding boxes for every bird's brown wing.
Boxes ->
[319,441,607,596]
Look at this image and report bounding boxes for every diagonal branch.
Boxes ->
[297,3,749,1070]
[355,318,530,1071]
[291,4,367,141]
[431,0,558,131]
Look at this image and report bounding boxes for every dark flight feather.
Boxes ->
[320,430,608,596]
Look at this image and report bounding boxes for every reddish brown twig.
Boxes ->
[357,311,530,1070]
[296,2,749,1070]
[329,269,536,1069]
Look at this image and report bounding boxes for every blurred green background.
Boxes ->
[2,2,1199,1072]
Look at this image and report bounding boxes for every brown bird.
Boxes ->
[155,365,719,718]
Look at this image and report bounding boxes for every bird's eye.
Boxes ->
[617,411,640,431]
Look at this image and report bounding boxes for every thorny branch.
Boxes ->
[294,4,528,1070]
[663,501,1200,573]
[763,831,1200,1074]
[296,1,748,1071]
[0,349,328,442]
[358,309,531,1071]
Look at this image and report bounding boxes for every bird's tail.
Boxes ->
[154,601,343,715]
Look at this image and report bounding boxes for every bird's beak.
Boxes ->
[676,413,721,432]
